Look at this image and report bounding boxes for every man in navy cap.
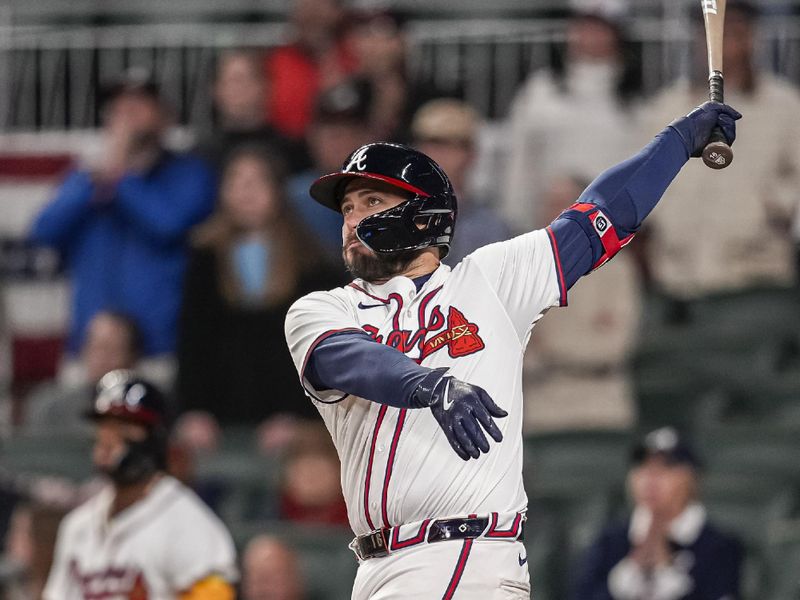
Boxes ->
[573,428,742,600]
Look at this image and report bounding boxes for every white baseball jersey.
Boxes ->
[43,475,238,600]
[285,228,564,535]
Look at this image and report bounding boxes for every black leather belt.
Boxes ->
[350,516,525,561]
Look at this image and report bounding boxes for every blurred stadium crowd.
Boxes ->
[1,0,800,598]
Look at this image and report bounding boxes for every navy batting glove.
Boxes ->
[668,101,742,157]
[412,368,508,461]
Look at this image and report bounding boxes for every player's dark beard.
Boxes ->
[343,242,421,283]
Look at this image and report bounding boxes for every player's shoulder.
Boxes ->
[148,478,232,545]
[462,228,551,263]
[159,477,225,525]
[58,484,112,534]
[287,284,358,318]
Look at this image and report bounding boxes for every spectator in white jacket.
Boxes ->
[502,7,642,232]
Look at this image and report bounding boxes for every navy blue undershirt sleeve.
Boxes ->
[305,330,431,408]
[550,126,689,289]
[305,273,438,405]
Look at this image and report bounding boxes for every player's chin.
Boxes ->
[345,247,421,283]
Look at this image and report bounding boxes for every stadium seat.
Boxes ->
[694,424,800,483]
[523,513,560,600]
[194,449,281,523]
[701,471,798,599]
[523,429,633,492]
[0,432,93,481]
[764,520,800,600]
[633,287,800,432]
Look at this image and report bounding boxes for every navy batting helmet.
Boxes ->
[87,370,169,484]
[309,142,457,258]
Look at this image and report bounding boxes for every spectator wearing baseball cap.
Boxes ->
[29,69,216,370]
[346,8,445,143]
[411,99,512,266]
[287,77,377,261]
[573,428,743,600]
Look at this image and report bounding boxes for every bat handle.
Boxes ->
[702,71,733,169]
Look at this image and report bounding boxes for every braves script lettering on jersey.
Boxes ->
[286,229,563,597]
[43,476,237,600]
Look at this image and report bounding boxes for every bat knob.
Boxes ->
[702,141,733,169]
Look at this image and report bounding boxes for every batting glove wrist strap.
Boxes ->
[410,367,450,408]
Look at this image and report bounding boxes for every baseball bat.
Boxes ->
[701,0,733,169]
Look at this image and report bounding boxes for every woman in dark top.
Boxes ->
[177,143,343,426]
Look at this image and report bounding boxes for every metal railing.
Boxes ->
[2,14,800,130]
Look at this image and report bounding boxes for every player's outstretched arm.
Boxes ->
[547,101,742,289]
[306,331,507,460]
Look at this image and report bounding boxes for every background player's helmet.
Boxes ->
[86,369,170,485]
[309,142,458,258]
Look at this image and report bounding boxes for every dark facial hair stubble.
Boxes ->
[343,243,422,283]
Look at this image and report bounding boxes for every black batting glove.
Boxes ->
[412,368,508,461]
[668,101,742,157]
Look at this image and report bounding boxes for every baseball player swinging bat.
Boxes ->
[701,0,734,169]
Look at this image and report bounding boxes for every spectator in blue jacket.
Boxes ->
[29,71,216,364]
[573,428,742,600]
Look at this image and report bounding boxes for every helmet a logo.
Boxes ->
[345,147,369,172]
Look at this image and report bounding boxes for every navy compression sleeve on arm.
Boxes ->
[548,126,690,289]
[305,331,432,408]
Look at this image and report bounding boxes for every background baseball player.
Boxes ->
[43,369,238,600]
[285,101,740,599]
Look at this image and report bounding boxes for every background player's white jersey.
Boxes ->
[285,228,563,535]
[43,475,237,600]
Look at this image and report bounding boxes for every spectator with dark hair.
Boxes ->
[346,9,439,142]
[502,4,642,231]
[264,0,358,139]
[24,310,142,433]
[242,535,305,600]
[411,98,512,266]
[287,78,377,260]
[643,1,800,299]
[177,144,340,428]
[28,70,216,374]
[573,428,742,600]
[195,48,309,174]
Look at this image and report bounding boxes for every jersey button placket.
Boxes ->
[368,431,391,529]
